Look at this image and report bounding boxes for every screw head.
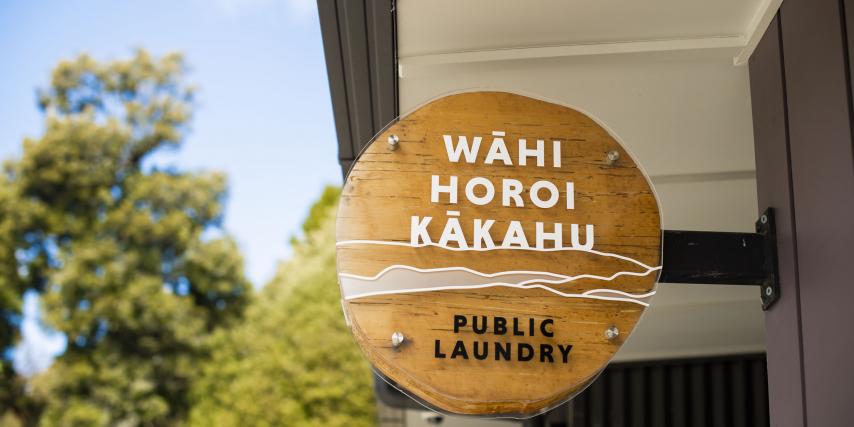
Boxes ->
[606,150,620,165]
[391,331,405,348]
[604,325,620,341]
[765,286,773,296]
[760,214,768,224]
[387,134,400,150]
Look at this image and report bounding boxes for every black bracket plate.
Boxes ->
[659,208,780,310]
[755,208,780,310]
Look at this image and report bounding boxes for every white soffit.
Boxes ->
[397,0,782,71]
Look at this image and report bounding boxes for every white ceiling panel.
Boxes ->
[398,0,764,57]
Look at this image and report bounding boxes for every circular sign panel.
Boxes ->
[336,92,661,417]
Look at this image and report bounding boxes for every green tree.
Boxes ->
[0,173,37,425]
[0,50,251,426]
[188,186,377,427]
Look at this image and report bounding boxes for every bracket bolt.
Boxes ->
[391,331,405,348]
[606,150,620,165]
[387,134,400,151]
[605,325,620,341]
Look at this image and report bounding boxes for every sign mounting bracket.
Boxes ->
[659,207,780,310]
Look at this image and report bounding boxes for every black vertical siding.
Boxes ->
[669,363,687,426]
[570,354,769,427]
[317,0,398,178]
[648,365,666,426]
[376,354,769,426]
[729,360,748,427]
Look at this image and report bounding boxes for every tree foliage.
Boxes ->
[188,186,377,427]
[0,50,251,426]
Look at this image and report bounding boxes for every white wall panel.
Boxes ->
[400,52,756,177]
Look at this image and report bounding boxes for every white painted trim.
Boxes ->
[340,264,568,281]
[396,1,782,72]
[734,0,785,66]
[398,36,746,76]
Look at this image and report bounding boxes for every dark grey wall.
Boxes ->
[316,0,397,177]
[749,1,854,425]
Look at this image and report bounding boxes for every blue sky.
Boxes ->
[0,0,342,373]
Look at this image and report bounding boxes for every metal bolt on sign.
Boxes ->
[391,331,405,348]
[605,325,620,341]
[387,134,400,151]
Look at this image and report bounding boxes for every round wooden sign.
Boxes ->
[336,92,661,417]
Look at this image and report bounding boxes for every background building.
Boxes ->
[317,1,854,426]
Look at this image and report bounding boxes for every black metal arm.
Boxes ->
[660,208,780,310]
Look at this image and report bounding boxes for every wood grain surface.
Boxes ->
[337,92,661,416]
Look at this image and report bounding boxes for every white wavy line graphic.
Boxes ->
[336,239,658,270]
[582,288,656,298]
[339,264,661,288]
[342,282,655,306]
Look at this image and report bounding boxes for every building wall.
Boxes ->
[750,2,854,424]
[317,2,777,425]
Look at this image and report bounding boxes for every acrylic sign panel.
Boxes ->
[336,92,661,416]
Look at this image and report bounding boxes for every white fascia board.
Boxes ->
[399,36,746,77]
[732,0,783,65]
[397,1,784,75]
[733,0,785,66]
[401,36,744,65]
